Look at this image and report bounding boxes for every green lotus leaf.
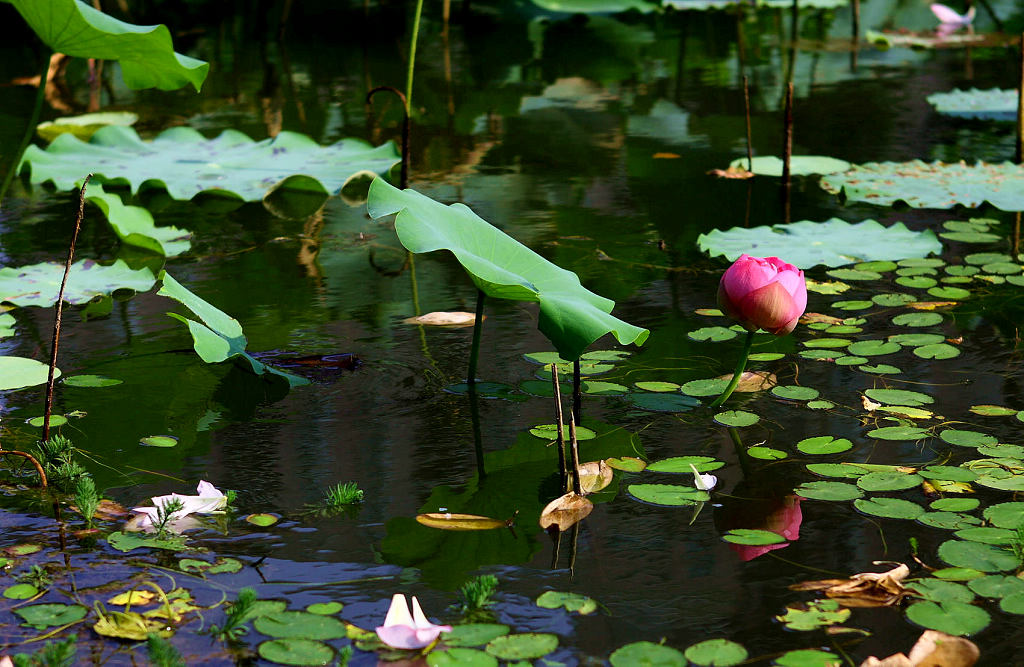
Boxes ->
[0,259,155,307]
[698,219,941,269]
[927,88,1016,121]
[21,126,399,208]
[0,356,59,390]
[157,272,308,387]
[726,155,851,176]
[36,111,138,142]
[367,178,648,360]
[86,183,190,256]
[2,0,208,90]
[821,160,1024,211]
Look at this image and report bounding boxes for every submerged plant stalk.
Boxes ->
[781,81,794,223]
[405,0,425,113]
[573,359,582,426]
[709,329,755,409]
[743,75,753,171]
[44,175,92,443]
[568,411,582,496]
[467,289,485,385]
[551,363,568,492]
[366,86,410,188]
[1017,32,1024,165]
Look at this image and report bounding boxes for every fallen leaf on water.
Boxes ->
[922,479,974,495]
[801,312,845,325]
[707,165,754,179]
[905,301,957,310]
[715,370,776,393]
[415,513,506,531]
[862,396,882,411]
[860,630,979,667]
[578,461,614,494]
[653,152,680,159]
[107,590,157,606]
[791,563,910,608]
[403,311,479,326]
[539,493,593,531]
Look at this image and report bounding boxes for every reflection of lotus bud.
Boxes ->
[715,493,803,562]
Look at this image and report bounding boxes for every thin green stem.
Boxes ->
[709,330,755,409]
[467,290,485,385]
[0,49,51,205]
[405,0,425,113]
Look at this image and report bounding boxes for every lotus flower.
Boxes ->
[127,480,227,533]
[375,593,452,649]
[931,3,975,36]
[717,254,806,336]
[1,655,12,667]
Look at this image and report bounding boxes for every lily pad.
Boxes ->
[0,259,155,307]
[427,648,498,667]
[771,386,819,401]
[907,579,975,603]
[536,591,597,615]
[969,575,1024,599]
[442,624,511,647]
[698,219,941,269]
[22,126,399,207]
[367,179,648,360]
[776,600,850,631]
[4,0,208,91]
[106,531,188,553]
[610,642,686,666]
[254,611,347,640]
[821,160,1024,211]
[13,603,88,630]
[684,639,748,666]
[773,649,841,667]
[867,426,930,441]
[847,340,900,356]
[647,456,724,473]
[794,481,863,501]
[62,374,122,387]
[938,540,1019,572]
[258,639,334,666]
[688,326,737,342]
[927,88,1017,121]
[629,393,700,412]
[864,388,934,406]
[726,155,851,177]
[748,446,787,460]
[856,471,923,491]
[931,498,980,512]
[4,583,39,599]
[854,497,924,519]
[713,410,759,427]
[796,436,852,455]
[892,312,944,327]
[940,430,998,448]
[905,600,990,636]
[627,484,709,506]
[529,424,597,441]
[485,634,558,661]
[983,502,1024,528]
[721,529,787,546]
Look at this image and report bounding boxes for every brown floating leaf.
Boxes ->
[792,563,910,608]
[403,311,479,326]
[862,395,882,411]
[539,493,593,531]
[905,301,957,311]
[578,461,614,494]
[707,165,754,179]
[82,499,131,521]
[416,512,506,531]
[801,312,845,325]
[860,630,979,667]
[715,370,776,393]
[653,152,681,159]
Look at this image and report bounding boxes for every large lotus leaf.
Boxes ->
[665,0,847,9]
[0,0,208,91]
[37,111,139,142]
[865,30,1000,51]
[727,156,851,177]
[926,88,1016,121]
[0,356,59,390]
[821,161,1024,211]
[157,271,308,387]
[530,0,659,12]
[86,183,190,256]
[697,219,942,269]
[20,125,400,206]
[366,179,649,360]
[0,259,156,307]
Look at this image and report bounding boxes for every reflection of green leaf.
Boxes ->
[367,178,648,360]
[822,161,1024,211]
[22,126,398,206]
[157,272,308,387]
[2,0,208,90]
[698,219,942,269]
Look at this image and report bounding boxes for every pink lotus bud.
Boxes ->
[717,254,807,335]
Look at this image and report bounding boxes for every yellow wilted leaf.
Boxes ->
[539,492,593,531]
[801,312,845,325]
[707,165,754,179]
[107,590,156,606]
[579,461,614,494]
[905,301,957,310]
[415,512,506,531]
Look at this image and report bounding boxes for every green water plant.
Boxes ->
[74,475,100,528]
[208,587,258,642]
[324,482,364,507]
[366,178,648,367]
[32,435,87,492]
[146,633,185,667]
[458,575,499,613]
[9,633,77,667]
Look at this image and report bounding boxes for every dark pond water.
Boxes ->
[2,0,1024,664]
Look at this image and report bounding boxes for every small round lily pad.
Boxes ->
[139,435,178,448]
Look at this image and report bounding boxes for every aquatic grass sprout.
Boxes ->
[459,574,499,612]
[375,594,452,650]
[324,481,364,507]
[717,254,807,336]
[207,587,257,642]
[74,475,100,528]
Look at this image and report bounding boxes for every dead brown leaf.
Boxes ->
[539,492,593,531]
[578,461,614,494]
[707,165,754,179]
[416,513,506,531]
[905,301,957,311]
[792,563,910,608]
[653,152,681,159]
[860,630,979,667]
[800,312,845,325]
[403,311,479,326]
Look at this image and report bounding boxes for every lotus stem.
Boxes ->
[568,411,582,496]
[366,86,409,188]
[0,450,47,488]
[44,175,92,444]
[0,49,51,205]
[572,359,582,425]
[743,75,753,172]
[1016,33,1023,165]
[709,330,755,409]
[726,427,752,479]
[468,382,486,479]
[551,364,568,492]
[467,289,485,385]
[405,0,425,113]
[781,81,794,223]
